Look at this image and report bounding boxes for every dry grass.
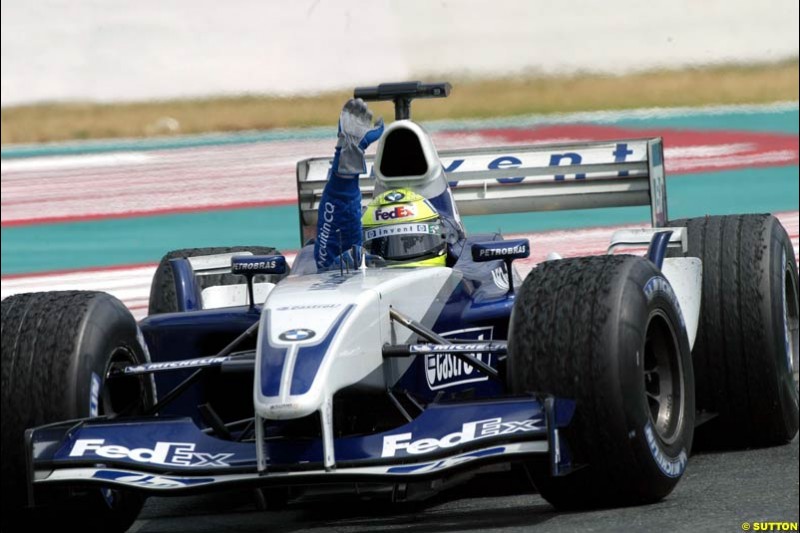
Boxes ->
[2,61,797,144]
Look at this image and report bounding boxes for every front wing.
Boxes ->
[27,396,574,497]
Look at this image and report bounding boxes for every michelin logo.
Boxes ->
[643,276,685,328]
[382,417,541,457]
[644,423,687,478]
[70,439,232,467]
[125,357,228,373]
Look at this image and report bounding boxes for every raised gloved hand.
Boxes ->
[333,98,384,177]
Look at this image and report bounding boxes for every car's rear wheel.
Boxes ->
[1,291,155,532]
[669,214,799,447]
[148,246,289,315]
[508,255,695,509]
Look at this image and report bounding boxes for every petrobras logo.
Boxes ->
[425,327,493,390]
[471,239,530,263]
[373,204,416,222]
[70,439,233,467]
[232,260,279,272]
[478,244,528,258]
[381,417,542,457]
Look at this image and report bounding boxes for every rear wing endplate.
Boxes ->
[296,138,667,245]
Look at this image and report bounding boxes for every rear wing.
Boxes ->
[296,138,667,245]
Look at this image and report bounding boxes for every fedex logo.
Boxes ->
[382,417,542,457]
[69,439,232,467]
[374,205,416,221]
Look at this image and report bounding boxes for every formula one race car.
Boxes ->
[2,82,798,532]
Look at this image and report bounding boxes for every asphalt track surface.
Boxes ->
[132,437,799,533]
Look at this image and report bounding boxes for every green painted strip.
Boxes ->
[3,102,796,159]
[615,109,799,135]
[1,205,301,274]
[3,166,797,275]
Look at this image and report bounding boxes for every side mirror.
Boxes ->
[231,255,287,309]
[471,239,530,294]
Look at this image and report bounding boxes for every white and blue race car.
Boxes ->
[2,82,797,531]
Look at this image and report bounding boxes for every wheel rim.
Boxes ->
[97,346,151,509]
[783,257,799,386]
[643,310,685,445]
[102,347,150,417]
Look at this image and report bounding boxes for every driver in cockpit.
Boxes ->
[314,98,462,270]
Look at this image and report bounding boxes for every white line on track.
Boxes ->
[0,152,153,172]
[3,110,797,224]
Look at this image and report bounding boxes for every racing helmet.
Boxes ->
[361,189,447,267]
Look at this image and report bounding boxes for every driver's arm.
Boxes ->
[314,99,383,270]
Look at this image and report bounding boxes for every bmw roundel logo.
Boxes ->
[385,191,405,202]
[279,328,316,342]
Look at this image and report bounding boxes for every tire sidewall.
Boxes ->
[616,270,694,487]
[62,294,153,528]
[765,222,800,433]
[69,295,153,419]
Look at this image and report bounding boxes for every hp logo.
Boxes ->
[279,329,316,342]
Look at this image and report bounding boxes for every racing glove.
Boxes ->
[333,98,384,177]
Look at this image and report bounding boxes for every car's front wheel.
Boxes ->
[508,255,695,509]
[1,291,155,532]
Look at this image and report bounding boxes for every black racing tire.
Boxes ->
[1,291,155,532]
[508,255,695,509]
[148,246,289,315]
[668,214,799,448]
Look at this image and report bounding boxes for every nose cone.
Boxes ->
[253,274,384,420]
